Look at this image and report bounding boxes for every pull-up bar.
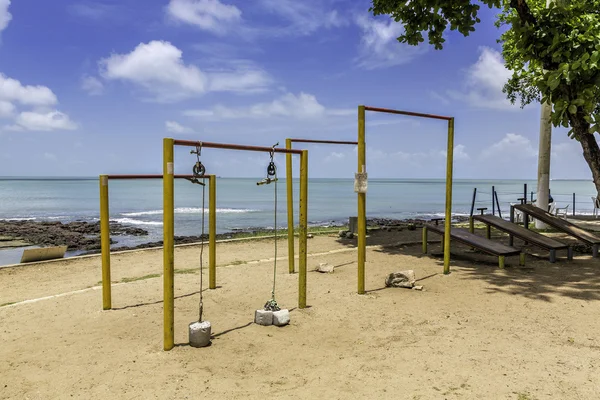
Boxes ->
[99,174,216,311]
[173,139,304,155]
[357,105,455,295]
[284,138,358,274]
[288,138,359,146]
[163,138,309,351]
[363,106,452,121]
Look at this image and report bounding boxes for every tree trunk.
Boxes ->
[570,113,600,197]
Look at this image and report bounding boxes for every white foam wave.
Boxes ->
[111,218,163,226]
[122,207,258,216]
[0,217,36,221]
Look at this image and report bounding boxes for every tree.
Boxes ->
[370,0,600,197]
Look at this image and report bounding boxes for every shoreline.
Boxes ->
[0,216,470,262]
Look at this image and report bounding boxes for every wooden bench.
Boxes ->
[472,214,572,263]
[422,221,524,269]
[512,203,600,258]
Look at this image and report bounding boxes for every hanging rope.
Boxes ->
[189,142,207,322]
[198,180,206,322]
[262,143,280,312]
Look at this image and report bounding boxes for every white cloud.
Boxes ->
[0,0,11,35]
[0,100,14,117]
[258,0,347,36]
[183,92,353,120]
[165,120,194,134]
[0,73,58,106]
[99,41,271,102]
[481,133,537,159]
[166,0,242,35]
[13,111,78,131]
[81,75,104,96]
[355,15,427,70]
[446,47,516,110]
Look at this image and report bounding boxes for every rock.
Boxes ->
[338,230,347,238]
[254,309,273,326]
[315,263,334,273]
[345,232,355,239]
[307,234,314,239]
[272,309,290,326]
[407,224,416,231]
[385,270,416,288]
[412,285,424,291]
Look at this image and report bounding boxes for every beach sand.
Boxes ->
[1,227,600,399]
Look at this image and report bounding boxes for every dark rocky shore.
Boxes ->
[0,216,471,256]
[0,220,148,251]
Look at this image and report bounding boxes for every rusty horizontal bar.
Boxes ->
[172,139,303,155]
[363,106,452,121]
[106,174,211,180]
[289,138,358,145]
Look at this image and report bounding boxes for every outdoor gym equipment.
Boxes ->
[98,173,216,311]
[188,145,212,348]
[162,138,308,351]
[356,105,455,294]
[285,138,358,274]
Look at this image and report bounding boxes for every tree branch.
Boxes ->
[509,0,537,26]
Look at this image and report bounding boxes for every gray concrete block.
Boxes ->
[189,320,211,348]
[272,309,290,327]
[255,309,273,326]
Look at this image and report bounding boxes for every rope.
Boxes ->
[272,168,277,301]
[198,181,205,322]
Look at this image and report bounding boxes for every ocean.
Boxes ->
[0,177,597,265]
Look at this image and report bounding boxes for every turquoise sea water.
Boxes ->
[0,177,597,265]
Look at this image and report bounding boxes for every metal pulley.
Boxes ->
[267,161,276,177]
[191,143,205,178]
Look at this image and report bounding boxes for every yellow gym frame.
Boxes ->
[357,105,455,294]
[99,174,217,310]
[285,138,358,273]
[163,138,309,351]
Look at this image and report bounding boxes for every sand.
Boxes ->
[1,228,600,399]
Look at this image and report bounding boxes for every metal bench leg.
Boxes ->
[469,217,474,233]
[486,225,491,240]
[549,249,556,263]
[422,227,428,254]
[593,244,599,258]
[499,255,505,269]
[567,246,573,261]
[519,253,526,266]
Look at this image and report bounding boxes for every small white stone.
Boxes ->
[255,309,273,326]
[315,263,334,273]
[189,320,211,348]
[272,309,290,327]
[412,285,424,291]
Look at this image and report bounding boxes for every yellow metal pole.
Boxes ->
[99,175,111,310]
[357,105,366,294]
[209,175,217,289]
[298,150,308,309]
[163,138,175,351]
[443,118,455,274]
[285,138,295,274]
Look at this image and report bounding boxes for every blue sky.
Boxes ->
[0,0,593,179]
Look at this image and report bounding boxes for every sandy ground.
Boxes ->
[1,227,600,399]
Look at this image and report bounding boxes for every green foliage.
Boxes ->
[369,0,600,138]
